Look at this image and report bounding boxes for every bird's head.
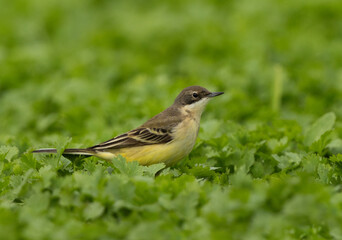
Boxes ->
[174,86,224,116]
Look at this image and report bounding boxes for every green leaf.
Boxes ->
[272,152,301,170]
[73,168,105,198]
[309,130,334,154]
[159,191,199,220]
[230,168,253,188]
[55,137,72,160]
[327,138,342,155]
[0,161,4,175]
[83,158,97,174]
[267,137,288,153]
[111,155,143,177]
[304,112,336,146]
[301,154,320,174]
[105,175,135,204]
[143,163,165,177]
[83,202,105,220]
[329,154,342,163]
[0,146,19,162]
[240,148,255,173]
[24,192,50,214]
[317,163,333,184]
[11,169,34,196]
[20,153,37,170]
[39,166,56,189]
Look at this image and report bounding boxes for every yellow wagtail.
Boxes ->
[33,86,224,166]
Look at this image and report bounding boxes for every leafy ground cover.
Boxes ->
[1,0,342,239]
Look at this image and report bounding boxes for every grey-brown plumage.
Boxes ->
[33,86,224,165]
[173,86,212,105]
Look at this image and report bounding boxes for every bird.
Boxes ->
[33,86,224,166]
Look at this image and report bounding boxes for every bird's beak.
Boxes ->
[208,92,224,98]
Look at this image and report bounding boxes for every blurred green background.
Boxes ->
[1,0,342,145]
[1,0,342,239]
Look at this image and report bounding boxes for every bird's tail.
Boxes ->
[32,148,96,159]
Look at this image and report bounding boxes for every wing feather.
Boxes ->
[90,127,173,150]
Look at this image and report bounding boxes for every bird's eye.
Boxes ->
[193,92,199,98]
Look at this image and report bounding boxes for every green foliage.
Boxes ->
[304,112,336,146]
[1,0,342,239]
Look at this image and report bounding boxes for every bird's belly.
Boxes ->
[118,143,189,166]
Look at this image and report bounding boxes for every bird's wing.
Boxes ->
[89,127,173,150]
